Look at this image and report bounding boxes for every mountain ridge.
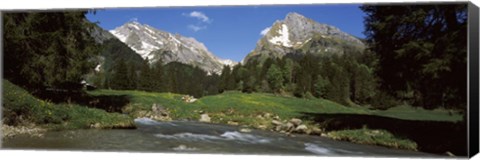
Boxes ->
[243,12,365,63]
[109,21,237,74]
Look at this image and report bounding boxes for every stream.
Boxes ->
[2,118,438,157]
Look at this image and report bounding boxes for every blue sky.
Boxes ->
[86,4,366,62]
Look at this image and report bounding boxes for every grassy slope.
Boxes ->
[2,80,135,131]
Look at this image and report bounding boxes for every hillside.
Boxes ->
[1,79,135,137]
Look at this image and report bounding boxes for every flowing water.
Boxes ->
[2,118,437,157]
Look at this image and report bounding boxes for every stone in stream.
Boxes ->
[227,121,239,126]
[239,128,252,133]
[257,125,267,130]
[173,144,197,151]
[199,113,211,123]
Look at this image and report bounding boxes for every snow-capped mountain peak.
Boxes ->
[243,12,365,63]
[109,21,235,73]
[220,59,238,67]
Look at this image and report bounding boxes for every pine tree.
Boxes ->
[3,11,100,90]
[151,59,164,92]
[361,4,467,108]
[110,59,129,90]
[219,65,231,92]
[266,64,284,93]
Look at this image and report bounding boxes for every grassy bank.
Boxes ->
[327,127,418,150]
[2,80,135,138]
[88,89,463,153]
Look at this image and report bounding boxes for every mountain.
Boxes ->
[109,21,236,73]
[243,12,365,63]
[87,23,145,87]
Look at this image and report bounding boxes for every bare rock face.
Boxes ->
[199,113,211,123]
[109,21,236,74]
[244,12,365,63]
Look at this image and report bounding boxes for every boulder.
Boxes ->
[273,115,280,120]
[285,122,295,131]
[274,125,283,132]
[256,115,264,119]
[239,128,252,133]
[263,113,272,118]
[289,118,302,126]
[311,127,323,135]
[257,125,267,130]
[295,124,308,133]
[199,113,211,123]
[271,120,283,126]
[227,121,239,126]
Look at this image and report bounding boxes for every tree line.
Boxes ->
[93,58,221,98]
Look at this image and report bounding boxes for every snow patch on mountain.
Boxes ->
[268,24,292,47]
[220,59,237,67]
[109,30,127,42]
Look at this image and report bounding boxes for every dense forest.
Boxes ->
[3,4,468,112]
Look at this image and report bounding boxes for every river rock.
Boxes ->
[271,120,283,126]
[199,114,211,123]
[227,121,239,126]
[273,115,280,120]
[311,127,323,135]
[90,123,102,129]
[290,118,302,126]
[239,128,252,133]
[263,113,272,118]
[256,115,264,119]
[257,125,267,130]
[173,144,197,151]
[285,122,295,132]
[274,125,283,132]
[295,124,308,133]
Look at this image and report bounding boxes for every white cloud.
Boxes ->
[185,11,211,23]
[183,11,212,32]
[260,27,271,36]
[188,25,206,32]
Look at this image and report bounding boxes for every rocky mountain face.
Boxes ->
[86,23,145,87]
[243,12,365,63]
[109,21,236,74]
